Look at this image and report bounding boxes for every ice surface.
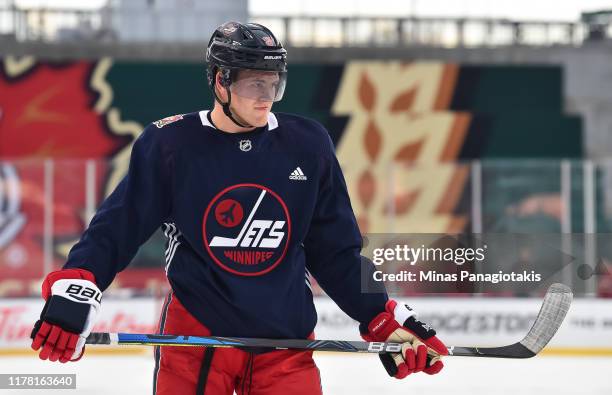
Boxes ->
[0,351,610,394]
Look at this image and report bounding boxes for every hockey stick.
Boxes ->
[86,283,572,358]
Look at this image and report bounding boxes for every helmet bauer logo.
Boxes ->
[203,184,291,276]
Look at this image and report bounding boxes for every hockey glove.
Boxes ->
[361,300,447,378]
[31,269,101,363]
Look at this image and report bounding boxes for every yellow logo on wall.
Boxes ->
[333,62,471,233]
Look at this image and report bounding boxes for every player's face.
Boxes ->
[229,70,279,127]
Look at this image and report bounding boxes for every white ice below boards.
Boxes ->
[0,353,610,395]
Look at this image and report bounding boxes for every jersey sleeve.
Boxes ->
[304,130,387,325]
[64,125,173,290]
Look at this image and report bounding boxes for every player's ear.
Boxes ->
[215,71,228,102]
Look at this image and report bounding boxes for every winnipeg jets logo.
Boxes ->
[203,184,291,276]
[221,23,239,36]
[262,36,275,46]
[209,191,284,248]
[239,140,252,152]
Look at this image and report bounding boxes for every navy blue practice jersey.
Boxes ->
[64,111,387,338]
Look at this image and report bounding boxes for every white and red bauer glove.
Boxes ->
[31,269,101,363]
[361,300,448,378]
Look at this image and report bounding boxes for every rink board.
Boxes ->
[1,297,610,355]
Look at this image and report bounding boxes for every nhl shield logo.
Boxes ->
[239,139,252,152]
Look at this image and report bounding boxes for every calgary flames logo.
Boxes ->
[0,56,140,285]
[203,183,291,276]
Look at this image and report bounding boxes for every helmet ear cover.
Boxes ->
[210,67,233,89]
[218,68,233,88]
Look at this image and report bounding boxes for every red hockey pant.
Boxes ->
[153,293,323,395]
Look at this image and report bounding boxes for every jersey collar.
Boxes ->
[199,110,278,131]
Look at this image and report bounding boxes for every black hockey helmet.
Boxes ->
[206,22,287,127]
[206,21,287,81]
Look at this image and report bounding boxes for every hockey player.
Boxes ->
[31,22,447,394]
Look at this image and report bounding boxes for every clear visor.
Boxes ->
[229,70,287,102]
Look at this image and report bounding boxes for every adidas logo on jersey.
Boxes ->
[289,167,307,181]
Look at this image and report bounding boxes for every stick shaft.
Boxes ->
[85,332,533,358]
[86,332,399,353]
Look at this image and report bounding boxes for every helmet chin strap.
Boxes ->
[213,88,253,129]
